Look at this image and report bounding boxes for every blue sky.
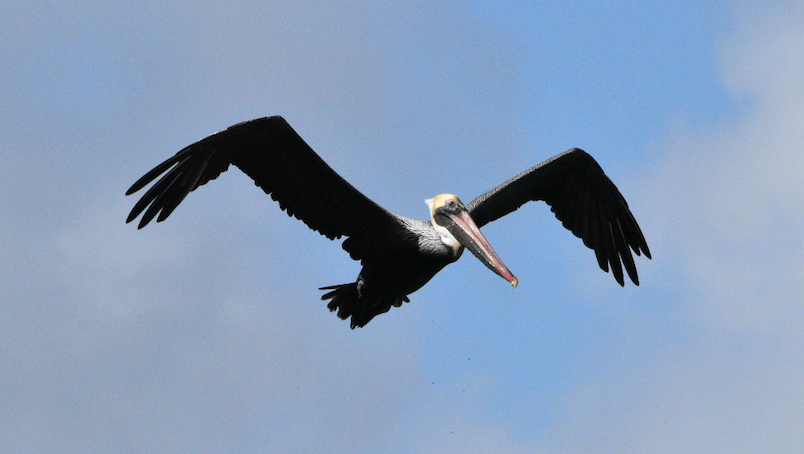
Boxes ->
[3,1,804,452]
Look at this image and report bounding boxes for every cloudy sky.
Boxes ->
[3,1,803,452]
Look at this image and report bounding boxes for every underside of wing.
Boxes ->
[126,116,405,261]
[466,148,651,286]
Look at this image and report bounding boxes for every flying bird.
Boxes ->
[126,116,651,328]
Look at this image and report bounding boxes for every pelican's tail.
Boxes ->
[320,281,409,329]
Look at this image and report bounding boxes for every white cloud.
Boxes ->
[659,1,804,338]
[539,2,804,452]
[5,2,804,453]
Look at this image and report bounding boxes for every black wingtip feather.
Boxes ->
[614,218,638,285]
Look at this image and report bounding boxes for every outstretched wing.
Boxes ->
[126,116,405,261]
[465,148,651,286]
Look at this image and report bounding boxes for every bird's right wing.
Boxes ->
[465,148,651,286]
[126,116,407,261]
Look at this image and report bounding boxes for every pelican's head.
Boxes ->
[425,194,518,287]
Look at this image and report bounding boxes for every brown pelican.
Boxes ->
[126,116,651,328]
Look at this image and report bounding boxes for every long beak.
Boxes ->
[445,210,518,287]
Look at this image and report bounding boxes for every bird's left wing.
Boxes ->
[465,148,651,286]
[126,116,406,261]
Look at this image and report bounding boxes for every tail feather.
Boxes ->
[320,282,409,329]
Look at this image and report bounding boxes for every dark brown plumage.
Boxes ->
[126,115,651,327]
[466,148,651,286]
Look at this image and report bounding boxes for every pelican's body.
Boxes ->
[127,116,650,328]
[320,217,460,324]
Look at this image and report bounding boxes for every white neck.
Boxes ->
[425,198,461,251]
